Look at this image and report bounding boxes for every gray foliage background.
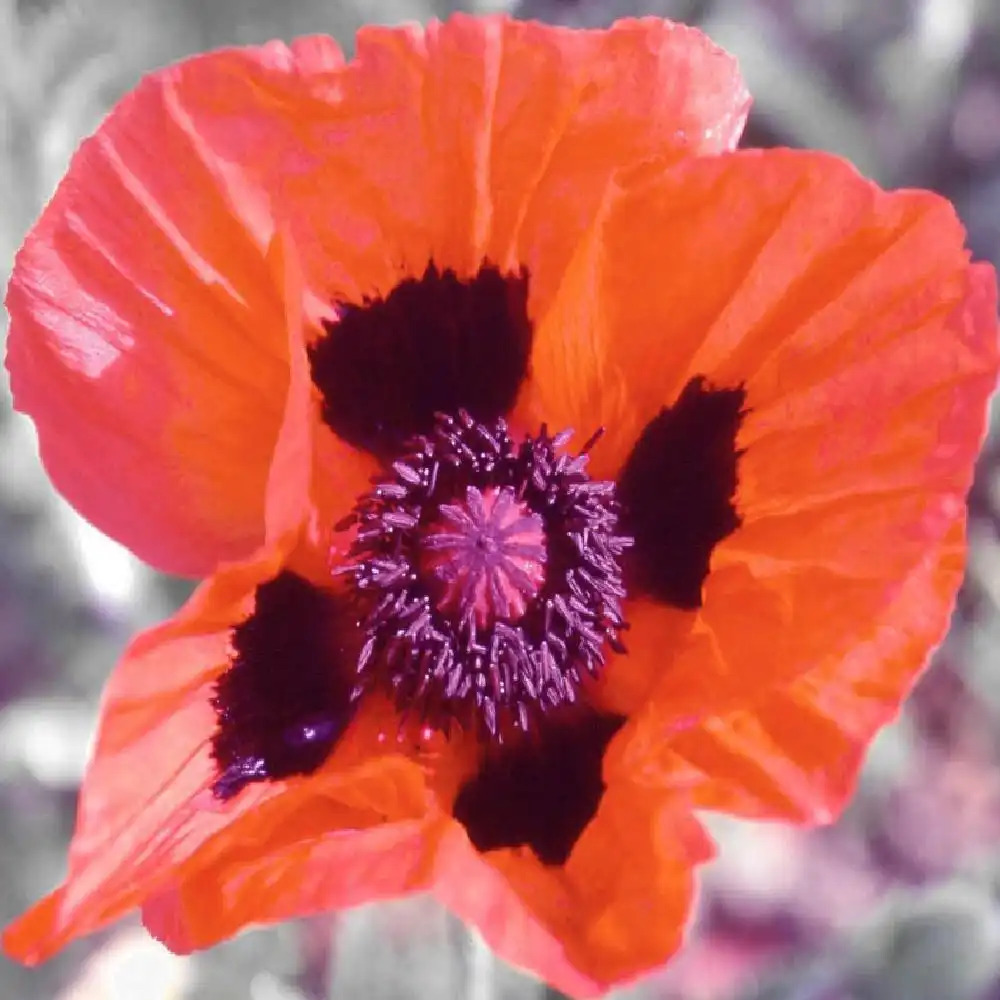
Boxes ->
[2,0,1000,998]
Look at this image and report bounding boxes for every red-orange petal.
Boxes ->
[7,18,745,573]
[1,540,431,963]
[3,552,275,962]
[588,598,696,717]
[4,38,345,575]
[237,15,748,327]
[618,521,966,823]
[593,149,998,823]
[140,819,437,954]
[433,776,713,997]
[260,228,375,578]
[537,149,998,478]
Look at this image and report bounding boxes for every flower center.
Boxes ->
[420,485,546,629]
[338,411,631,741]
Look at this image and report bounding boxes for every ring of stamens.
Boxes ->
[337,410,632,741]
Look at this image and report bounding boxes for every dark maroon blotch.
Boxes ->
[211,571,355,799]
[308,262,533,458]
[453,712,626,865]
[617,376,747,610]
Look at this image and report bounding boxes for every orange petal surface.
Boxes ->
[1,543,434,964]
[4,38,348,575]
[241,15,748,324]
[433,776,713,997]
[259,228,375,576]
[594,149,998,823]
[6,18,746,572]
[135,775,710,999]
[618,522,967,823]
[141,819,437,954]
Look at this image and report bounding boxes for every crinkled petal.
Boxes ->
[433,777,712,997]
[598,149,998,822]
[243,14,748,330]
[546,149,997,478]
[6,18,746,572]
[618,522,966,822]
[3,550,278,962]
[4,37,347,575]
[1,543,431,964]
[141,816,435,953]
[260,228,374,576]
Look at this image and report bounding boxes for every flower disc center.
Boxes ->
[338,411,631,740]
[420,485,546,629]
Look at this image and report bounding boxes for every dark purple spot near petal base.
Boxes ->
[309,262,533,458]
[453,713,626,865]
[618,376,747,610]
[211,572,355,800]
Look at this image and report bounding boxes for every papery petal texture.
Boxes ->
[434,781,713,997]
[4,13,999,1000]
[5,16,748,577]
[2,42,343,574]
[594,149,998,821]
[235,15,749,310]
[2,544,437,963]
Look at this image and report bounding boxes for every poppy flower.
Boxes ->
[3,13,998,998]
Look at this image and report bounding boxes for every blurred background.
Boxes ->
[3,0,1000,998]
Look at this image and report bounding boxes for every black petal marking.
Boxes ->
[211,572,356,799]
[453,713,626,866]
[617,376,747,609]
[309,262,533,457]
